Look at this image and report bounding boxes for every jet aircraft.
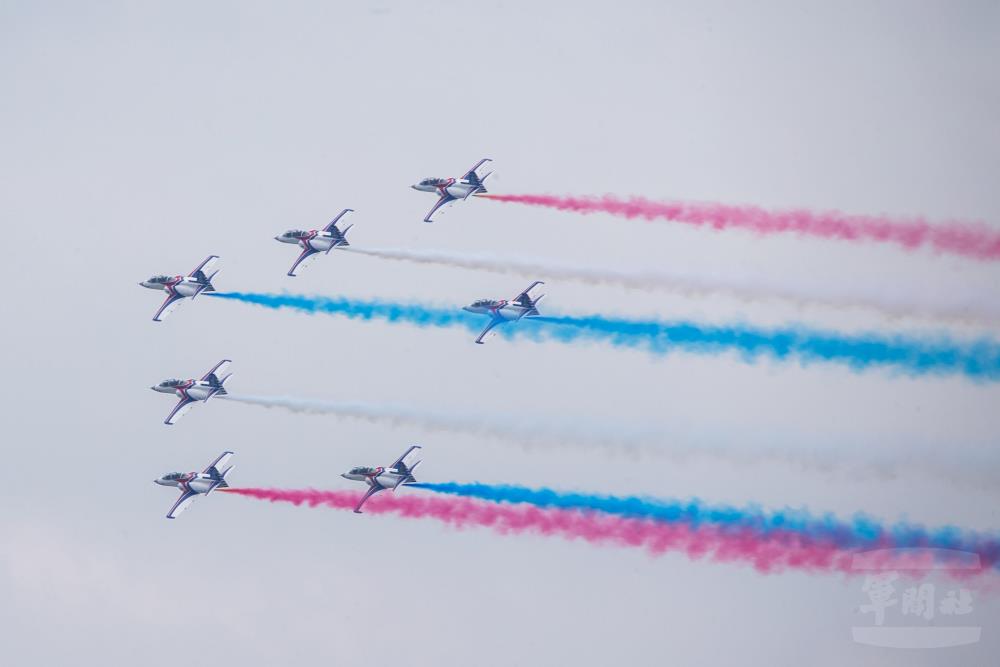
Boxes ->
[341,445,422,513]
[151,359,233,425]
[139,255,220,321]
[463,281,545,344]
[154,451,235,519]
[274,208,354,276]
[411,158,493,222]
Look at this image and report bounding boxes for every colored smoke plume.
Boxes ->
[480,193,1000,262]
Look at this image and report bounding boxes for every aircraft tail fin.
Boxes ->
[394,468,419,489]
[208,464,235,492]
[215,372,232,395]
[339,223,353,246]
[514,282,545,314]
[476,170,493,192]
[526,293,545,317]
[192,269,219,298]
[204,372,232,400]
[392,459,420,489]
[463,171,492,199]
[328,223,353,252]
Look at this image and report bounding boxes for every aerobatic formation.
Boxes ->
[139,158,999,585]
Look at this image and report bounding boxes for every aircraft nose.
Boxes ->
[340,473,350,480]
[462,306,474,313]
[410,184,419,190]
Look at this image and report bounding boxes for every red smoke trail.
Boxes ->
[478,194,1000,262]
[221,487,973,576]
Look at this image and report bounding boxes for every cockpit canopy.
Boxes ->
[349,466,377,475]
[162,472,185,480]
[148,275,172,283]
[284,229,307,238]
[159,378,182,386]
[471,299,499,308]
[419,177,448,186]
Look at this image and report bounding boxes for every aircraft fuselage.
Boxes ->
[463,302,532,321]
[139,276,205,297]
[341,467,410,490]
[154,472,216,494]
[411,179,478,200]
[150,379,217,401]
[275,230,342,252]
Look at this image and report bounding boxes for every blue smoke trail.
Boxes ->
[413,482,1000,567]
[207,291,483,333]
[206,292,1000,381]
[527,315,1000,380]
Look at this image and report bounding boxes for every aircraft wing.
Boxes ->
[389,445,422,473]
[353,485,384,513]
[166,489,199,519]
[461,158,492,183]
[322,208,354,234]
[200,359,232,382]
[202,450,234,475]
[188,255,220,278]
[164,396,197,425]
[287,246,320,276]
[474,316,505,344]
[152,292,185,322]
[423,192,456,223]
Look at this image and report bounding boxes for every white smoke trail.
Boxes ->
[221,393,650,456]
[219,394,999,492]
[341,246,1000,325]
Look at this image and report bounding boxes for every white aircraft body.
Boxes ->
[463,281,545,344]
[139,255,220,321]
[411,158,493,222]
[155,451,235,519]
[274,208,354,276]
[341,445,422,513]
[151,359,232,425]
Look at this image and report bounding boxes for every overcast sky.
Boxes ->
[1,1,998,664]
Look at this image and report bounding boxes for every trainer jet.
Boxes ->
[463,281,545,344]
[140,255,220,321]
[151,359,233,425]
[274,208,354,276]
[155,451,235,519]
[411,158,493,222]
[341,445,422,513]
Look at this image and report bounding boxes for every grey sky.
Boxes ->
[1,1,998,664]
